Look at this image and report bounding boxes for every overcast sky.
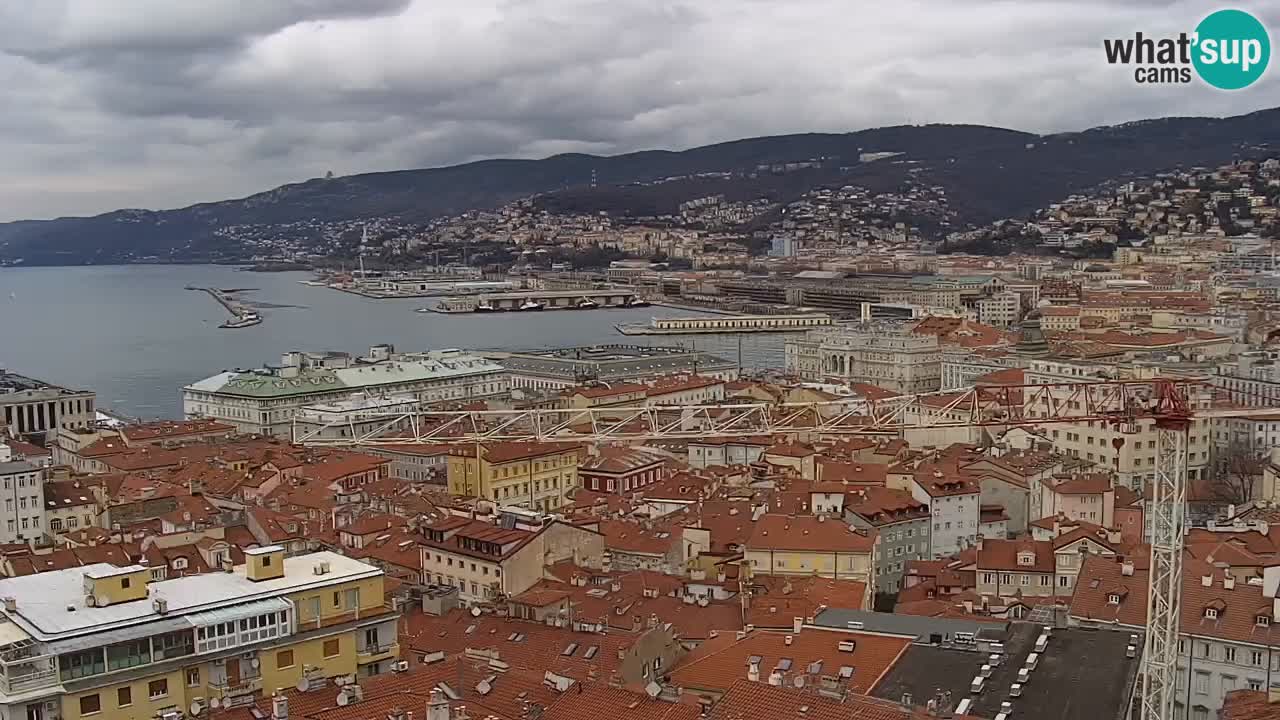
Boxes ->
[0,0,1277,222]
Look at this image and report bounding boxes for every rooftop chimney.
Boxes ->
[272,691,288,720]
[1120,560,1134,577]
[427,689,451,720]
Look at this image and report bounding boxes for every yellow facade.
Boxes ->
[4,553,399,720]
[447,446,579,511]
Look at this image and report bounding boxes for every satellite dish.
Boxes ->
[470,606,482,617]
[190,701,205,716]
[645,682,661,698]
[251,658,260,668]
[209,698,220,709]
[336,693,349,707]
[793,676,805,688]
[296,678,309,692]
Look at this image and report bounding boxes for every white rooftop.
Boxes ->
[0,551,379,641]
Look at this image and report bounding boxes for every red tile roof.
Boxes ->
[708,680,946,720]
[747,514,875,554]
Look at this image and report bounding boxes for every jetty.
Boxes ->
[187,286,262,329]
[616,313,833,335]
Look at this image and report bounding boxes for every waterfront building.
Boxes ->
[785,325,941,393]
[497,345,737,391]
[0,371,96,443]
[0,547,398,720]
[0,443,46,545]
[183,346,507,437]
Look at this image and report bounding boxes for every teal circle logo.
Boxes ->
[1192,9,1271,90]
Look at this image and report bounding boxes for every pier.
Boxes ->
[616,313,833,335]
[187,287,262,329]
[427,289,645,313]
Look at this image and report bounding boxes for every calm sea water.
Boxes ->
[0,266,788,419]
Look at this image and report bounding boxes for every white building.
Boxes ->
[975,291,1020,329]
[0,443,47,545]
[183,346,508,437]
[786,325,941,393]
[906,469,980,559]
[0,371,96,443]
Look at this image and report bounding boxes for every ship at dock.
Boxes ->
[422,289,650,314]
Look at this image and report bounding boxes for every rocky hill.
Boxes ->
[1,108,1277,265]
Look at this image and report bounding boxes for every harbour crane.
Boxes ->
[294,376,1279,720]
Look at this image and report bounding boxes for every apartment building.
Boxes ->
[844,487,931,593]
[0,443,46,545]
[901,469,979,559]
[0,547,398,720]
[182,348,508,436]
[418,517,604,605]
[785,325,941,393]
[445,442,580,511]
[744,514,877,596]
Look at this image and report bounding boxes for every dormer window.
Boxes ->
[1204,608,1219,620]
[1258,614,1271,627]
[1017,552,1035,566]
[1107,593,1122,605]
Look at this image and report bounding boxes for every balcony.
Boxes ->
[356,642,399,664]
[208,675,263,700]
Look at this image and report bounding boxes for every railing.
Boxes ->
[358,642,397,657]
[209,676,262,697]
[0,666,59,694]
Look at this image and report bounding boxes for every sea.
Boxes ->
[0,265,790,420]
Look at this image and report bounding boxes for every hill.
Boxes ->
[1,109,1277,265]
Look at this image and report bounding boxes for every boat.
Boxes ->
[415,307,432,313]
[474,300,499,313]
[626,297,651,308]
[219,312,262,329]
[575,298,599,309]
[518,299,545,311]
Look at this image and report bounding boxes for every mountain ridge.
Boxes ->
[1,110,1277,265]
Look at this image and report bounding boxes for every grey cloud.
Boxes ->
[0,0,1276,221]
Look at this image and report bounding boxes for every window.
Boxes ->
[117,687,132,707]
[1194,672,1209,694]
[1205,608,1219,620]
[324,639,340,657]
[121,577,130,590]
[148,679,168,699]
[1249,679,1264,691]
[186,668,200,687]
[1107,593,1122,605]
[263,554,273,567]
[1225,646,1237,663]
[80,695,101,716]
[106,639,151,671]
[61,648,106,680]
[1251,650,1265,666]
[277,650,295,669]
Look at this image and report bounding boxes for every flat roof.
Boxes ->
[871,624,1139,720]
[0,551,379,641]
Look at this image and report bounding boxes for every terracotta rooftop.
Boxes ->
[707,679,945,720]
[747,514,876,554]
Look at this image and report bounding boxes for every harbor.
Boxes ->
[615,313,833,335]
[425,289,649,314]
[187,286,262,328]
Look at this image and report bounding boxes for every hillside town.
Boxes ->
[6,158,1280,720]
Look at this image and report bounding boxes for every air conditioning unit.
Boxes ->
[393,660,410,672]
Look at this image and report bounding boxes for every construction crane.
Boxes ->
[294,376,1278,720]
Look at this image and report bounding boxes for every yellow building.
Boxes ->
[743,514,878,600]
[446,442,580,511]
[0,547,399,720]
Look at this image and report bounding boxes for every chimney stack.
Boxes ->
[427,689,451,720]
[792,616,803,634]
[271,691,288,720]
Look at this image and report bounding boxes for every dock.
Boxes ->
[426,289,646,314]
[187,287,262,329]
[616,313,833,335]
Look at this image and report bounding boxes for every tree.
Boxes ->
[1207,442,1264,505]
